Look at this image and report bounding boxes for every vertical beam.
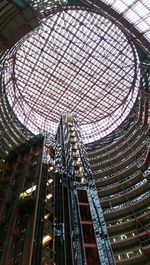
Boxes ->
[0,136,46,265]
[138,96,144,122]
[143,99,149,125]
[54,113,115,265]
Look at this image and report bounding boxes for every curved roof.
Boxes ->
[99,0,150,42]
[3,7,139,143]
[0,0,149,153]
[0,0,149,52]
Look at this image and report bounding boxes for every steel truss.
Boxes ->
[54,113,115,265]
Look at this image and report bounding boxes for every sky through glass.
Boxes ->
[4,7,139,143]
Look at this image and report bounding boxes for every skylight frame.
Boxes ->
[99,0,150,42]
[3,7,139,143]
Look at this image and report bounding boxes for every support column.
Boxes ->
[54,113,115,265]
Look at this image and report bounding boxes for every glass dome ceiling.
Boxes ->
[4,7,139,143]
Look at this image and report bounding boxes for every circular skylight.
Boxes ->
[4,7,139,143]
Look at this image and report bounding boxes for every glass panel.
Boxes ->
[3,8,139,143]
[98,0,150,42]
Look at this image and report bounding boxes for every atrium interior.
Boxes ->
[0,0,150,265]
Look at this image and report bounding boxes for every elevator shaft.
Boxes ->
[54,113,115,265]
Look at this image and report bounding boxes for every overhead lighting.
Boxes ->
[42,235,52,245]
[47,178,53,184]
[19,185,36,199]
[81,177,85,184]
[44,213,50,220]
[46,193,53,200]
[48,166,54,171]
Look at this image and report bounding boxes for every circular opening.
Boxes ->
[4,7,139,143]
